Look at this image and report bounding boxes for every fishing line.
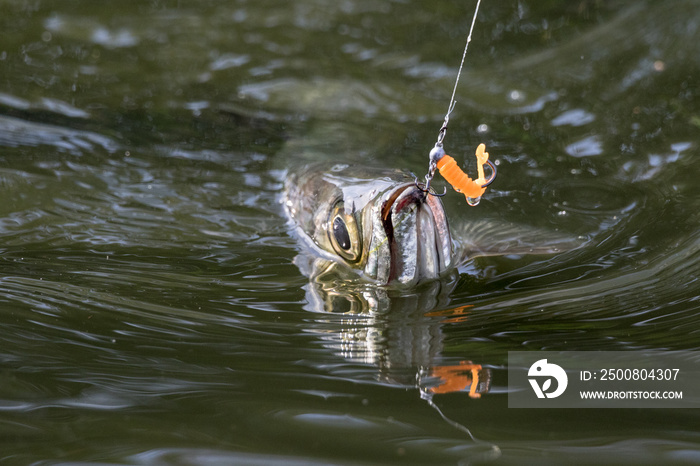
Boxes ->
[419,0,497,206]
[422,389,478,441]
[439,0,482,145]
[420,387,502,460]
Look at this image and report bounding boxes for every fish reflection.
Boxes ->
[299,261,491,398]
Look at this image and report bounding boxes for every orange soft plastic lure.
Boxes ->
[436,143,493,206]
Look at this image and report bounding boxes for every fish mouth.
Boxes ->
[372,183,452,285]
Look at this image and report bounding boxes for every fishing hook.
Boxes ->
[481,159,497,187]
[413,172,447,197]
[416,144,448,196]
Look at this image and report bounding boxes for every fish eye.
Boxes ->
[328,202,362,262]
[332,216,351,250]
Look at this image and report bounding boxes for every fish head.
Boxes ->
[284,164,453,286]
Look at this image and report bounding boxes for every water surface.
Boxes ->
[1,0,700,464]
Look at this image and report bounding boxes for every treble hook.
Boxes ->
[414,176,448,197]
[416,144,449,197]
[413,171,447,197]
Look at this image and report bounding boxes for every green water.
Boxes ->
[1,0,700,464]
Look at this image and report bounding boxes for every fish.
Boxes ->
[284,163,453,286]
[284,163,585,288]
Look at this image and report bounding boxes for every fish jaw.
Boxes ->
[364,183,453,285]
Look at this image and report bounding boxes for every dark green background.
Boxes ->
[1,0,699,464]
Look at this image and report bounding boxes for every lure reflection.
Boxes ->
[428,361,490,398]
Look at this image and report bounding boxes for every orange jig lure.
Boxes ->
[436,143,495,205]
